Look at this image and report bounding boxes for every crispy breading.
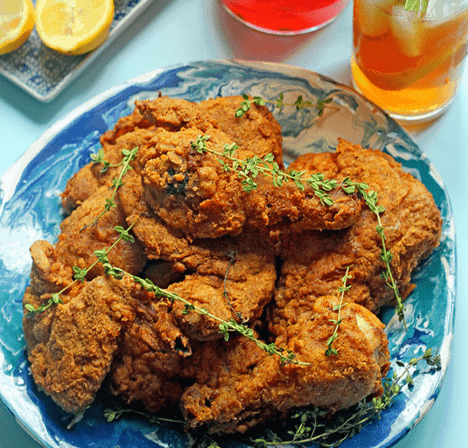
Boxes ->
[56,186,146,279]
[138,125,362,239]
[180,298,389,435]
[61,95,284,214]
[271,140,443,326]
[23,276,137,413]
[61,127,155,213]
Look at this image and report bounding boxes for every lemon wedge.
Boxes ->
[35,0,114,55]
[0,0,35,55]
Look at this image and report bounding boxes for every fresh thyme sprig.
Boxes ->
[191,135,338,205]
[24,221,138,317]
[24,291,63,317]
[235,93,334,117]
[252,348,441,447]
[104,407,184,425]
[81,146,138,231]
[325,267,351,357]
[339,178,407,329]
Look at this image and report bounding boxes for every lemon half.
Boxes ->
[35,0,114,55]
[0,0,35,55]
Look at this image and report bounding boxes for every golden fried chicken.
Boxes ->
[138,125,362,239]
[116,168,277,341]
[271,139,443,330]
[180,297,389,435]
[23,275,138,414]
[61,95,284,214]
[61,126,155,214]
[136,95,283,166]
[56,185,146,279]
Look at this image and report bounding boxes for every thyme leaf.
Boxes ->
[325,267,351,357]
[235,93,336,117]
[81,146,138,231]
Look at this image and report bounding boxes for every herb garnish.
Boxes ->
[325,267,351,357]
[342,179,407,328]
[192,135,339,205]
[103,349,441,448]
[103,256,307,367]
[81,146,138,231]
[404,0,429,13]
[24,220,138,317]
[235,93,335,118]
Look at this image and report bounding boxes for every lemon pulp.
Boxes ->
[35,0,114,55]
[0,0,35,55]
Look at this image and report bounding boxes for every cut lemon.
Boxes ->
[0,0,35,55]
[35,0,114,55]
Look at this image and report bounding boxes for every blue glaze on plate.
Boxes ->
[0,60,455,448]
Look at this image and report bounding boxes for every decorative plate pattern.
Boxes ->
[0,0,153,102]
[0,60,455,448]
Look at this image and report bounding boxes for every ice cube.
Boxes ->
[424,0,458,22]
[356,0,395,37]
[390,5,424,57]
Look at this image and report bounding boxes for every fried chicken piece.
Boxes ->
[61,123,156,213]
[138,126,362,239]
[134,96,213,132]
[23,275,138,414]
[55,185,146,279]
[25,235,190,415]
[109,300,189,413]
[116,168,277,341]
[198,95,283,166]
[27,240,74,297]
[271,140,443,324]
[99,106,154,145]
[180,297,389,435]
[61,95,284,214]
[136,95,283,165]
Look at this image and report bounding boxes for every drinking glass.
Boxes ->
[221,0,350,35]
[351,0,468,124]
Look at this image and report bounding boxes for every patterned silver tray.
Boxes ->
[0,0,153,102]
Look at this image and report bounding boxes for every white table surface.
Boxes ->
[0,2,467,447]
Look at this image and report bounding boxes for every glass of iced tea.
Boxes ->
[352,0,468,124]
[220,0,350,35]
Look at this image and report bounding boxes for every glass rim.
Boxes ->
[359,0,468,22]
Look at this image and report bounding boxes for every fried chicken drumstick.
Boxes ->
[22,95,442,439]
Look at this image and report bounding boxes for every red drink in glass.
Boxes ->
[221,0,350,35]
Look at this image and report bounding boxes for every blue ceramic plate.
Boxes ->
[0,60,455,448]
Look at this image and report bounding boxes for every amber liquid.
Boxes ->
[221,0,349,34]
[352,0,468,122]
